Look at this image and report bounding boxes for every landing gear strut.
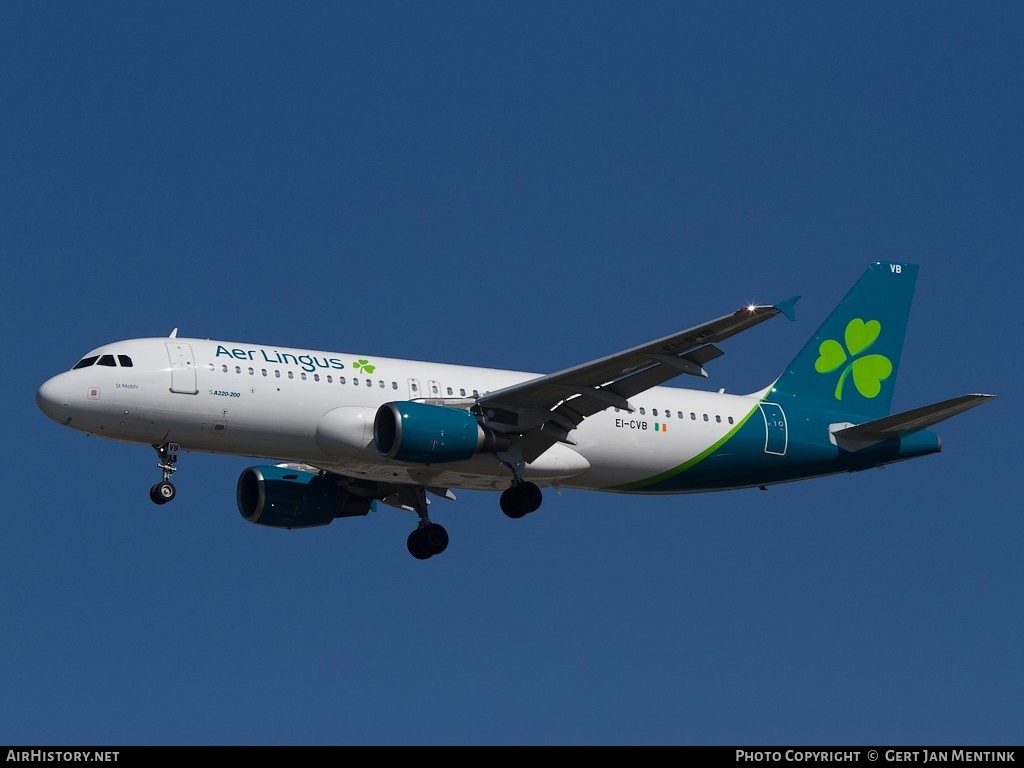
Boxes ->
[149,442,180,505]
[404,485,449,560]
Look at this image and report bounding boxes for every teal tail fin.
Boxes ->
[771,262,918,419]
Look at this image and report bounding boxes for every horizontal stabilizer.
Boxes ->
[832,393,997,450]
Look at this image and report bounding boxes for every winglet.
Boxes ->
[774,295,800,321]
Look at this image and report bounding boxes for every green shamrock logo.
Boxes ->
[814,318,892,400]
[352,359,376,374]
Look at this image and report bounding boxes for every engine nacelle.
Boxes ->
[236,465,372,529]
[374,401,510,464]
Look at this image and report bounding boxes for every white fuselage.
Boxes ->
[37,336,768,493]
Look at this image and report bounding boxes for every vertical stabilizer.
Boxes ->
[770,262,918,419]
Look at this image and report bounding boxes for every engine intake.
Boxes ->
[374,401,510,464]
[237,465,371,529]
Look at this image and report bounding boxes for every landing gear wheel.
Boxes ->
[500,481,542,519]
[149,481,176,505]
[407,531,431,560]
[407,522,449,560]
[422,522,449,554]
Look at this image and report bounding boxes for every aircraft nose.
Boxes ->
[37,375,72,424]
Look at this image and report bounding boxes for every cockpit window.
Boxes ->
[72,353,133,369]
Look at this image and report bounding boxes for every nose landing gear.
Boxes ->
[149,442,180,505]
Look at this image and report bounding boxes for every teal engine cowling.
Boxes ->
[374,401,511,464]
[236,465,372,529]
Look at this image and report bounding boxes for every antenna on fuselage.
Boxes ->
[169,328,178,338]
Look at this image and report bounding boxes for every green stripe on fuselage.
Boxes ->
[605,399,763,492]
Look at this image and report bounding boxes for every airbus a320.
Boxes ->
[36,262,995,559]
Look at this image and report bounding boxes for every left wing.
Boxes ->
[475,297,798,461]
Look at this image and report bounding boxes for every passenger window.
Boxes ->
[728,416,734,424]
[460,388,466,396]
[703,414,709,422]
[639,407,646,415]
[340,376,347,384]
[117,355,133,367]
[275,370,281,378]
[314,374,320,382]
[716,415,721,423]
[301,373,307,380]
[208,364,215,371]
[287,371,294,380]
[392,382,398,390]
[652,408,658,416]
[98,355,116,366]
[447,387,453,396]
[379,380,385,389]
[73,356,99,369]
[690,413,696,420]
[365,379,371,387]
[235,366,241,374]
[222,365,229,373]
[248,367,254,375]
[327,375,333,383]
[354,378,360,386]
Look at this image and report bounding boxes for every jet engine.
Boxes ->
[373,401,510,464]
[236,465,371,529]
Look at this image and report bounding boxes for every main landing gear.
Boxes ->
[405,486,450,561]
[499,480,543,519]
[402,479,541,560]
[497,450,543,519]
[149,442,180,505]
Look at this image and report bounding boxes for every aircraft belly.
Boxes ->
[310,459,510,491]
[311,445,591,492]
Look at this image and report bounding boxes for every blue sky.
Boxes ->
[1,2,1020,746]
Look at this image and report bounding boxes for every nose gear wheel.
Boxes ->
[149,443,180,505]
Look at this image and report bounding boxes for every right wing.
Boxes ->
[476,296,800,461]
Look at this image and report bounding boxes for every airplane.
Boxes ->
[36,262,995,559]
